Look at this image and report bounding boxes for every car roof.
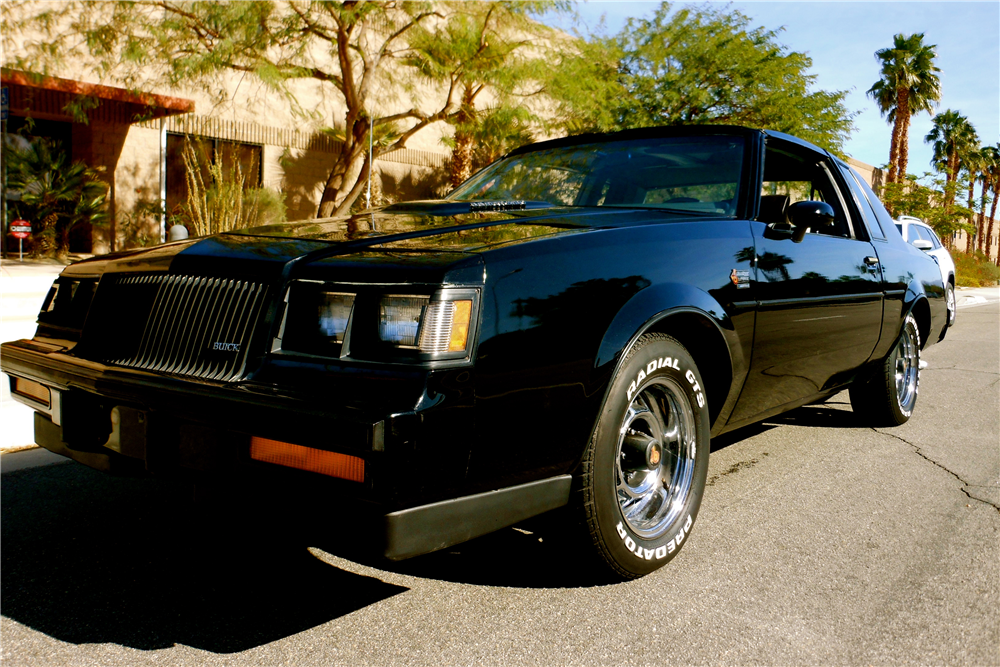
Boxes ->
[505,125,763,157]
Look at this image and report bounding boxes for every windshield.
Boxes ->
[448,135,745,214]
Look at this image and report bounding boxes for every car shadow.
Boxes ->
[763,399,865,430]
[2,461,615,655]
[344,507,619,589]
[710,399,863,454]
[1,463,407,654]
[2,400,870,652]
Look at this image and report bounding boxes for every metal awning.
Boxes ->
[1,68,194,123]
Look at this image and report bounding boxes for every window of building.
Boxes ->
[165,134,262,219]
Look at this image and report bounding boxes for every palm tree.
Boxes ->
[975,145,998,255]
[927,110,978,187]
[961,144,985,253]
[867,33,942,184]
[925,111,977,250]
[6,138,108,259]
[984,144,1000,261]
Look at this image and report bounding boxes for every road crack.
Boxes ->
[873,428,1000,514]
[922,366,1000,377]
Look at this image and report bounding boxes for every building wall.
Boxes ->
[137,114,452,226]
[107,125,161,253]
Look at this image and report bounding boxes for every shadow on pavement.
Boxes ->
[362,507,621,589]
[1,463,407,654]
[710,399,864,454]
[2,397,871,646]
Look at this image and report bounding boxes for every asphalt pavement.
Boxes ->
[1,263,997,665]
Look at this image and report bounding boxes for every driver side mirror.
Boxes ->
[912,239,933,251]
[788,200,836,243]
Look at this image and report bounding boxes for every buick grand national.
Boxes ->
[1,126,948,579]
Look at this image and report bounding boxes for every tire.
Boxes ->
[578,333,710,579]
[946,282,957,327]
[849,313,921,426]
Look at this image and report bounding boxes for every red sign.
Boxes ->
[10,219,31,239]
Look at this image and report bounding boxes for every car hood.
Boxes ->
[61,201,701,282]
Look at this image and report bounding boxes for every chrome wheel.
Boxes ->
[893,323,919,414]
[946,284,956,326]
[615,377,696,539]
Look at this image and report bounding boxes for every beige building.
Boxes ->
[2,64,456,255]
[3,63,995,263]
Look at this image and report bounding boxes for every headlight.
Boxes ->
[379,296,474,354]
[379,296,428,347]
[277,283,357,357]
[277,282,478,363]
[318,292,355,343]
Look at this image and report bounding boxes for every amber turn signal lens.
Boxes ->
[448,300,473,352]
[13,377,50,407]
[250,436,364,483]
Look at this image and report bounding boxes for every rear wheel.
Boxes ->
[946,282,956,327]
[577,334,710,579]
[850,313,921,426]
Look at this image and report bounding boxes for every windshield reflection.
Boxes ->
[448,135,744,214]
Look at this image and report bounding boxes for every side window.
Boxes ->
[849,166,896,240]
[912,225,936,247]
[839,164,885,240]
[759,142,852,237]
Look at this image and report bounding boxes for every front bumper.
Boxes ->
[2,338,571,560]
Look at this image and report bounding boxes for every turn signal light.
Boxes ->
[13,377,50,407]
[448,300,473,352]
[250,436,364,482]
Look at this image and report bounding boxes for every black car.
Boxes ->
[2,126,947,579]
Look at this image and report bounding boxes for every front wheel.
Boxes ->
[850,313,921,426]
[577,334,710,580]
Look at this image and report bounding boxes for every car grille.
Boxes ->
[85,274,270,382]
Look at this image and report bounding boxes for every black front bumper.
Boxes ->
[2,339,571,560]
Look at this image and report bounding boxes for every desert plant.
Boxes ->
[181,139,285,236]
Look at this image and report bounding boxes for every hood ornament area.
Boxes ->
[469,200,527,212]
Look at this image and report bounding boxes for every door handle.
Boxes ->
[863,256,880,266]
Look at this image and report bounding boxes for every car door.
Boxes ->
[727,137,884,425]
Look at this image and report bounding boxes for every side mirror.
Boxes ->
[788,200,836,243]
[912,239,933,251]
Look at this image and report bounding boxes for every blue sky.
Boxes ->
[545,1,1000,177]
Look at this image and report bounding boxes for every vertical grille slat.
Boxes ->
[158,276,199,373]
[172,277,212,376]
[137,276,181,370]
[196,279,241,379]
[213,281,254,381]
[184,278,224,376]
[88,273,270,382]
[222,283,267,382]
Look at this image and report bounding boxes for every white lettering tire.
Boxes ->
[578,333,710,579]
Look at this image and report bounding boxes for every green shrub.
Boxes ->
[952,250,1000,287]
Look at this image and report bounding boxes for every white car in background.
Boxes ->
[895,215,957,326]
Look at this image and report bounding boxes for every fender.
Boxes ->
[876,277,939,361]
[592,282,750,431]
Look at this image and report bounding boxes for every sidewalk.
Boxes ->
[0,256,74,452]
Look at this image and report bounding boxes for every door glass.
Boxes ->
[760,144,852,237]
[839,165,885,240]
